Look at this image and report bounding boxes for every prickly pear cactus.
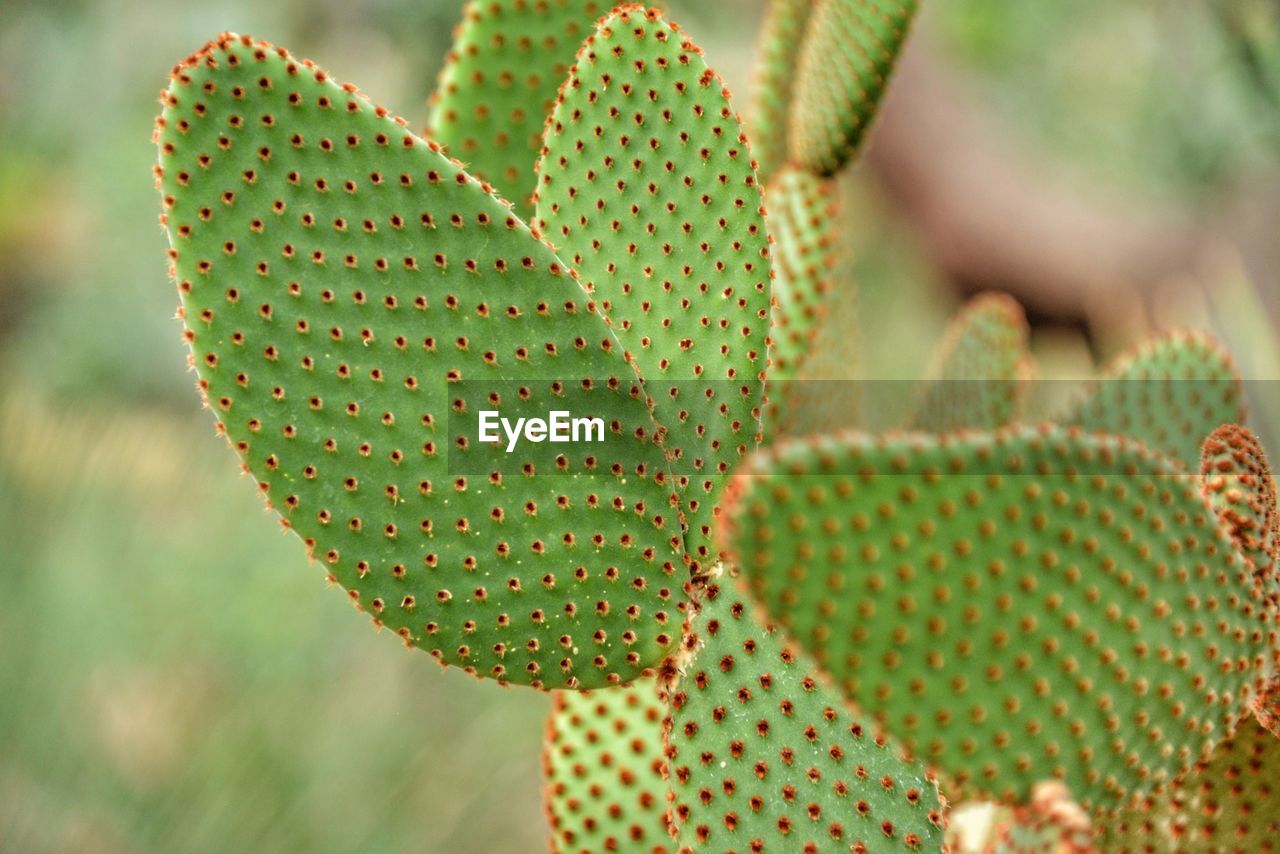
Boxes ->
[1065,331,1244,470]
[661,570,947,852]
[790,0,920,175]
[542,679,672,853]
[155,33,691,689]
[907,292,1033,433]
[750,0,816,183]
[427,0,606,217]
[534,5,772,576]
[723,425,1273,813]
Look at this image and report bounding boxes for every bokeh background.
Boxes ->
[2,1,1278,851]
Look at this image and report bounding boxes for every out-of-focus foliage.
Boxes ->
[933,0,1277,198]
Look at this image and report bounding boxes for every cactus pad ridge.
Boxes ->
[155,33,691,689]
[907,292,1034,433]
[543,678,673,853]
[790,0,919,175]
[662,570,947,853]
[722,425,1274,812]
[750,0,817,183]
[1065,330,1245,471]
[427,0,607,218]
[533,6,772,576]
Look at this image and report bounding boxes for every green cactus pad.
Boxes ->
[1101,717,1280,852]
[534,6,772,575]
[427,0,607,217]
[1201,425,1278,590]
[661,570,947,852]
[750,0,816,183]
[155,33,690,689]
[722,425,1274,813]
[907,292,1033,433]
[766,169,842,384]
[763,168,860,441]
[789,0,919,175]
[1065,331,1245,471]
[542,679,673,852]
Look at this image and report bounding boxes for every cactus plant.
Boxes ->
[152,2,1280,852]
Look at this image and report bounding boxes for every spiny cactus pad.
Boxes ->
[723,425,1273,812]
[750,0,816,183]
[542,679,672,852]
[763,168,860,442]
[155,33,691,689]
[1065,331,1244,471]
[1201,425,1279,602]
[534,6,772,575]
[789,0,919,175]
[765,168,842,384]
[907,292,1033,433]
[427,0,606,217]
[1101,717,1280,853]
[661,572,947,853]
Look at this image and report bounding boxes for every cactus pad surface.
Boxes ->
[543,679,673,852]
[534,6,772,575]
[790,0,919,175]
[723,425,1274,812]
[428,0,606,217]
[750,0,816,183]
[662,571,947,852]
[907,292,1033,433]
[156,33,690,689]
[1066,331,1244,470]
[1101,717,1280,852]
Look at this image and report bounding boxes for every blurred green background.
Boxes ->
[1,1,1278,851]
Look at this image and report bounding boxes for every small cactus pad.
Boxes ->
[1101,717,1280,852]
[155,34,690,689]
[907,292,1033,433]
[722,425,1274,812]
[750,0,816,183]
[789,0,919,175]
[1065,330,1244,470]
[534,6,772,575]
[427,0,606,217]
[543,679,672,852]
[661,571,947,853]
[1201,425,1278,597]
